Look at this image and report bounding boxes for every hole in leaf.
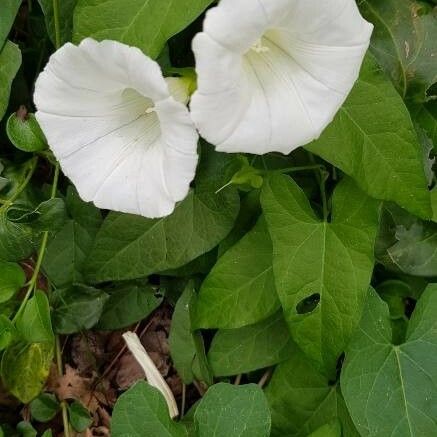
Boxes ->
[296,293,320,314]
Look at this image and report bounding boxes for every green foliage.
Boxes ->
[15,291,54,344]
[341,286,437,436]
[68,401,92,432]
[307,55,431,219]
[30,393,60,423]
[1,342,54,403]
[0,262,25,304]
[97,282,162,330]
[194,217,279,329]
[359,0,437,101]
[208,312,294,377]
[73,0,214,58]
[6,111,47,153]
[169,283,212,385]
[51,284,109,334]
[85,150,239,283]
[377,202,437,276]
[410,102,437,148]
[194,383,271,437]
[262,175,379,376]
[0,315,15,350]
[0,0,21,48]
[308,421,342,437]
[42,187,102,287]
[1,0,437,434]
[0,41,21,122]
[38,0,78,46]
[265,344,359,437]
[111,381,187,437]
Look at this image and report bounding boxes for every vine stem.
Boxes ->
[307,152,329,221]
[56,336,71,437]
[271,164,324,174]
[0,157,38,208]
[52,0,61,49]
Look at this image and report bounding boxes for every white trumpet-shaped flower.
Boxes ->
[34,38,198,218]
[190,0,373,154]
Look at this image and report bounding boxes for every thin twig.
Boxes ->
[180,384,186,418]
[100,322,143,380]
[258,368,273,388]
[234,374,242,385]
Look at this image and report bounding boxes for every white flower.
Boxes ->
[190,0,373,155]
[34,38,198,218]
[123,332,179,418]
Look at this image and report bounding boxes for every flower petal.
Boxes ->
[123,332,179,419]
[191,0,373,154]
[34,38,198,218]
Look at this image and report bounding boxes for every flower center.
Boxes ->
[250,39,270,54]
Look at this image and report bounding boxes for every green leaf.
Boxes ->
[16,422,37,437]
[30,393,60,422]
[111,381,187,437]
[193,217,280,329]
[375,280,422,345]
[43,187,102,287]
[262,175,379,376]
[0,209,36,261]
[0,41,21,122]
[85,150,239,283]
[68,401,92,432]
[307,421,341,437]
[6,110,47,152]
[265,346,359,437]
[194,383,271,437]
[410,102,437,149]
[0,315,15,350]
[168,283,212,385]
[7,198,67,233]
[73,0,213,58]
[307,55,431,219]
[359,0,437,101]
[16,291,54,343]
[51,284,109,334]
[341,286,437,436]
[97,282,162,330]
[376,202,437,276]
[208,312,294,377]
[38,0,77,46]
[0,0,21,49]
[0,261,25,304]
[1,341,54,403]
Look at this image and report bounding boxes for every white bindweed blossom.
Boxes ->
[190,0,373,154]
[34,38,198,218]
[123,332,179,418]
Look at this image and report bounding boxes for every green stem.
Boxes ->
[320,173,328,222]
[12,224,50,323]
[50,163,60,197]
[11,164,60,322]
[271,164,324,174]
[56,336,71,437]
[0,157,38,209]
[52,0,61,49]
[307,152,329,221]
